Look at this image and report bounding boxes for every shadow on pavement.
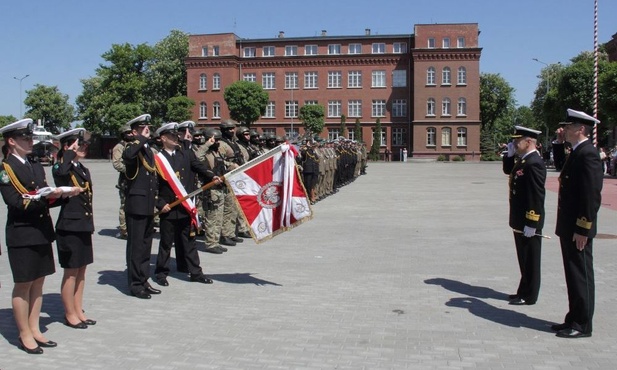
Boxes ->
[0,292,64,346]
[209,273,282,286]
[425,277,510,300]
[97,269,131,296]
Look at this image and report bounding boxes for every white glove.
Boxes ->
[507,142,516,157]
[523,226,536,238]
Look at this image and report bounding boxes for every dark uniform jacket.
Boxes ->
[0,154,59,247]
[123,135,157,216]
[52,151,94,233]
[503,151,546,231]
[555,140,603,238]
[156,147,215,219]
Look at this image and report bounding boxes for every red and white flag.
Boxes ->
[225,144,312,243]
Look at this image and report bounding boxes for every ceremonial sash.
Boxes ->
[154,153,200,228]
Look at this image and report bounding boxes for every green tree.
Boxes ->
[479,73,516,154]
[299,104,325,135]
[166,96,195,123]
[223,81,269,126]
[369,119,382,161]
[354,118,362,142]
[24,84,74,133]
[338,114,347,138]
[0,115,18,130]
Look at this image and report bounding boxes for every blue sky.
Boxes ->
[1,0,615,119]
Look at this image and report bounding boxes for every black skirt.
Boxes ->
[7,244,56,283]
[56,230,94,269]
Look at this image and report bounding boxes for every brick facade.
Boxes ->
[186,24,481,160]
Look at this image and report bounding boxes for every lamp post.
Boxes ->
[13,74,30,118]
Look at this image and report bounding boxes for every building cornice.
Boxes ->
[186,55,409,69]
[412,48,482,61]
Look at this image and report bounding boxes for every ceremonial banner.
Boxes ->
[225,144,313,243]
[154,153,200,228]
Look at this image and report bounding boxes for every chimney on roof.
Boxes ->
[321,30,327,36]
[365,28,371,36]
[278,31,285,38]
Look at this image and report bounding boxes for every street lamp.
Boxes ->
[13,74,30,117]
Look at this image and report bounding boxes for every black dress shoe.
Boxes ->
[205,246,224,254]
[237,231,252,238]
[64,318,88,329]
[156,277,169,286]
[556,328,591,338]
[231,236,244,243]
[190,275,214,284]
[508,297,535,305]
[35,339,58,348]
[132,290,151,299]
[18,337,43,354]
[220,237,236,246]
[217,245,228,252]
[508,294,519,300]
[551,322,570,331]
[81,319,97,326]
[145,285,162,295]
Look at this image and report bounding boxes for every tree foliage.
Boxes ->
[223,81,269,126]
[299,104,325,135]
[338,114,347,138]
[0,115,18,129]
[479,73,516,154]
[24,84,74,133]
[354,118,362,143]
[369,119,382,160]
[166,96,195,123]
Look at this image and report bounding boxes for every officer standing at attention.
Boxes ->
[502,126,546,306]
[0,119,69,354]
[122,114,161,299]
[153,123,219,286]
[552,109,603,338]
[111,124,133,239]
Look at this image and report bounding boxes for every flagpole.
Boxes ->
[593,0,599,147]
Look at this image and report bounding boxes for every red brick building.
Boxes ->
[186,23,482,160]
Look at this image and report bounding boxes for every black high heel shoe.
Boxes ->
[35,339,58,348]
[64,317,88,329]
[82,319,97,326]
[18,337,43,354]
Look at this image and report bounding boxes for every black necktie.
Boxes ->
[25,160,34,176]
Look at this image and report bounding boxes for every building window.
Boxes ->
[457,37,465,48]
[285,128,299,139]
[213,102,221,119]
[442,67,451,85]
[304,71,318,89]
[427,98,436,116]
[328,100,341,117]
[305,45,318,55]
[348,71,362,88]
[427,127,436,146]
[393,70,407,87]
[373,128,387,147]
[212,46,220,56]
[328,128,340,141]
[304,100,318,105]
[442,127,451,146]
[199,102,207,119]
[348,100,362,118]
[427,67,436,85]
[328,71,342,88]
[457,127,467,146]
[372,100,386,117]
[328,44,341,55]
[443,38,450,48]
[243,73,256,82]
[348,130,356,141]
[201,46,208,57]
[393,42,407,53]
[264,101,275,118]
[442,98,451,116]
[262,72,275,89]
[285,45,298,56]
[212,73,220,90]
[372,70,386,88]
[457,67,467,85]
[199,73,207,90]
[372,43,385,54]
[243,47,256,57]
[392,128,406,146]
[392,99,407,117]
[457,98,467,116]
[349,43,362,54]
[285,101,298,118]
[285,72,298,89]
[428,38,435,48]
[263,46,275,57]
[262,128,276,137]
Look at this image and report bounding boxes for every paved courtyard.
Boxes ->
[1,160,616,369]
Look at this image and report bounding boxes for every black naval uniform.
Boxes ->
[123,135,159,297]
[0,155,59,282]
[503,150,546,304]
[52,151,94,268]
[555,139,603,335]
[154,146,216,282]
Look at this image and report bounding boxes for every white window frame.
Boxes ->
[264,101,275,118]
[373,129,387,147]
[427,98,436,116]
[441,127,451,147]
[285,45,298,56]
[262,72,276,90]
[328,44,341,55]
[443,38,450,48]
[212,102,221,119]
[372,43,385,54]
[372,70,386,88]
[212,46,220,56]
[348,71,362,88]
[457,98,467,116]
[263,46,275,57]
[243,47,256,57]
[285,128,300,139]
[457,67,467,85]
[285,72,298,89]
[442,67,451,85]
[392,127,406,146]
[243,73,256,82]
[328,128,340,141]
[285,100,298,118]
[427,67,436,85]
[428,38,435,48]
[457,127,467,146]
[328,100,342,118]
[199,73,207,90]
[304,100,318,105]
[348,100,362,118]
[199,102,207,119]
[304,71,318,89]
[457,37,465,48]
[212,73,220,90]
[305,45,318,55]
[426,127,436,146]
[442,98,451,116]
[372,100,386,117]
[201,46,208,57]
[328,71,342,88]
[393,42,407,53]
[392,99,407,117]
[348,43,362,54]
